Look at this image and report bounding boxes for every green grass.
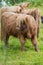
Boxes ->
[0,6,43,65]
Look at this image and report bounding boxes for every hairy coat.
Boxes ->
[1,2,30,15]
[21,8,40,37]
[1,12,38,51]
[19,2,30,9]
[1,6,21,15]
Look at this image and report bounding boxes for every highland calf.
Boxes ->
[1,12,38,51]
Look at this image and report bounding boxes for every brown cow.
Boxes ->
[1,12,38,51]
[21,8,40,37]
[1,6,40,38]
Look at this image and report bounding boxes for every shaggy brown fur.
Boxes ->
[1,6,21,15]
[1,2,30,15]
[21,8,40,37]
[19,2,30,9]
[1,12,38,51]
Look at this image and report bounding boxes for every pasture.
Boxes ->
[0,5,43,65]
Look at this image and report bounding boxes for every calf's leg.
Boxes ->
[19,35,25,51]
[31,35,38,52]
[4,34,9,47]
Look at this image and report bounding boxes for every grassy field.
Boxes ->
[0,5,43,65]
